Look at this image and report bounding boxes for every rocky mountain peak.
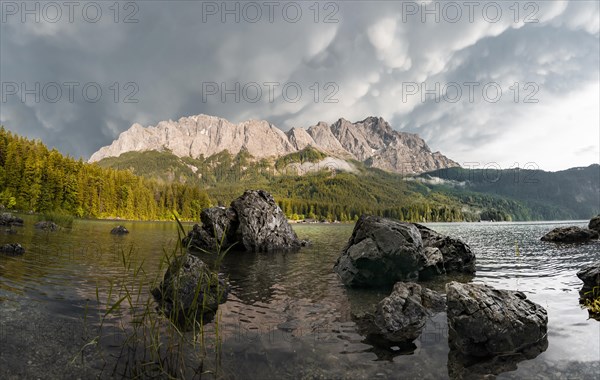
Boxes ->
[89,114,459,174]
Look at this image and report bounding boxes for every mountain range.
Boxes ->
[89,114,458,174]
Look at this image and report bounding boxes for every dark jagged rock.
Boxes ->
[182,207,238,250]
[183,191,302,252]
[446,282,548,358]
[333,215,425,287]
[419,247,445,280]
[34,221,59,231]
[110,225,129,235]
[333,216,476,287]
[415,224,476,273]
[589,215,600,233]
[0,243,25,256]
[231,190,302,251]
[577,261,600,298]
[357,282,445,344]
[540,226,598,243]
[151,254,228,330]
[0,213,24,227]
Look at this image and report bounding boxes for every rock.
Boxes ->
[0,243,25,256]
[89,114,458,175]
[333,215,425,287]
[589,215,600,233]
[415,224,476,273]
[446,282,548,357]
[419,247,445,280]
[230,190,302,252]
[34,221,59,231]
[577,261,600,298]
[110,225,129,235]
[183,207,238,250]
[151,254,228,329]
[540,226,598,243]
[363,282,445,343]
[0,213,24,227]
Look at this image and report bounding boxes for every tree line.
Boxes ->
[0,127,210,220]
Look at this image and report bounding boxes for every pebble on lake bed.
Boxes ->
[0,243,25,256]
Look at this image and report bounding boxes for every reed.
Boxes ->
[73,215,230,379]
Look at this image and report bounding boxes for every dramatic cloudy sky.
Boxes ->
[1,0,598,170]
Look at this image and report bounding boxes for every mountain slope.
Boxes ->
[90,114,458,174]
[418,165,600,220]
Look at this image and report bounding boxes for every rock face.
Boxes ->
[540,226,599,243]
[183,190,303,252]
[0,213,23,227]
[577,261,600,298]
[151,254,228,329]
[34,221,59,231]
[0,243,25,256]
[415,224,476,274]
[333,216,476,287]
[333,216,425,287]
[589,215,600,233]
[89,114,459,175]
[110,225,129,235]
[183,207,238,250]
[368,282,445,343]
[231,190,301,251]
[446,282,548,358]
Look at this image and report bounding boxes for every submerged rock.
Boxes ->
[110,225,129,235]
[34,221,59,231]
[446,281,548,358]
[359,282,445,344]
[415,224,476,274]
[333,215,425,287]
[0,243,25,256]
[541,226,598,243]
[184,190,303,252]
[0,213,24,227]
[589,215,600,233]
[151,254,228,329]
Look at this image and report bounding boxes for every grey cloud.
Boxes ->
[0,1,598,169]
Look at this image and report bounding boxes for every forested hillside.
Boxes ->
[421,166,600,220]
[0,127,210,220]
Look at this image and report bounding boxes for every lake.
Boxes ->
[1,217,599,379]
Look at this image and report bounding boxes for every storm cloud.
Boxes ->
[1,0,598,170]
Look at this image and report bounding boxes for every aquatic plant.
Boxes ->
[73,215,230,378]
[38,210,75,228]
[582,286,600,318]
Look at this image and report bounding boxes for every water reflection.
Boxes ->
[0,218,599,379]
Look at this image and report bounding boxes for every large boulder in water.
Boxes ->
[541,226,598,243]
[151,254,228,329]
[333,215,425,287]
[589,215,600,234]
[230,190,302,251]
[183,190,303,252]
[446,282,548,358]
[359,282,445,343]
[415,224,476,274]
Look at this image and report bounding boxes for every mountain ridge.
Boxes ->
[89,114,458,174]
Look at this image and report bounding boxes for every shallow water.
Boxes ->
[1,217,599,379]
